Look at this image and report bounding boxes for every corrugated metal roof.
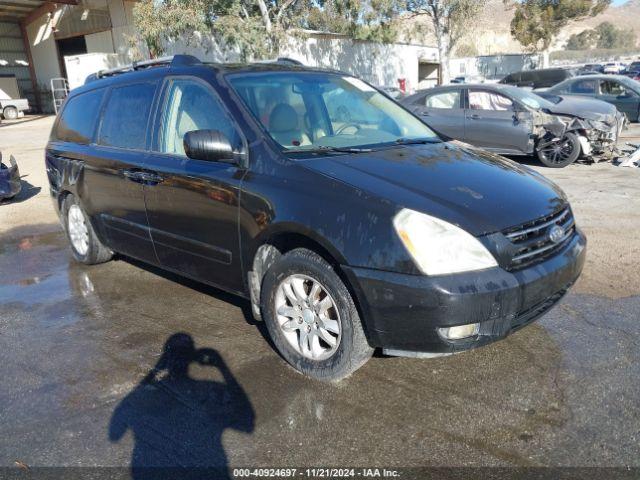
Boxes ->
[0,0,46,23]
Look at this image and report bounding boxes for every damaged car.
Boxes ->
[543,75,640,123]
[0,152,21,201]
[401,84,623,168]
[47,56,586,381]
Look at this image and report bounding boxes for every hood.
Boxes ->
[301,142,567,236]
[545,95,617,123]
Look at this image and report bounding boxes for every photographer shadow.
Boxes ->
[109,333,254,480]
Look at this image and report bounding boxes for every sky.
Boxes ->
[612,0,629,5]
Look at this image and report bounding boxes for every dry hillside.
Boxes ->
[401,0,640,55]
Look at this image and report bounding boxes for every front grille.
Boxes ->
[503,207,575,270]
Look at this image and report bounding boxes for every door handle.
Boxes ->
[122,170,164,184]
[468,114,481,120]
[122,170,144,182]
[139,172,164,184]
[419,110,430,116]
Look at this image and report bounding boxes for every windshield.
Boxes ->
[619,76,640,93]
[228,72,438,151]
[502,86,556,110]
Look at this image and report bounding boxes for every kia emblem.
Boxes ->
[548,225,564,244]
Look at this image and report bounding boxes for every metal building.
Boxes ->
[0,0,137,112]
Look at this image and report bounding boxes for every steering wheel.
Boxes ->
[336,123,362,135]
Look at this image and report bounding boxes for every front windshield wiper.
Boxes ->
[394,137,442,145]
[286,145,373,154]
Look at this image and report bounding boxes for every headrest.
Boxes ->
[269,104,299,132]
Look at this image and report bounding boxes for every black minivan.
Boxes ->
[500,68,575,90]
[46,55,586,380]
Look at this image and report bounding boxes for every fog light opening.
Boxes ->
[438,323,480,340]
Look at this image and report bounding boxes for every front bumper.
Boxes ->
[0,156,22,200]
[583,113,625,160]
[343,228,586,354]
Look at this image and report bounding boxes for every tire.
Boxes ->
[260,248,373,381]
[62,194,113,265]
[536,132,581,168]
[3,106,18,120]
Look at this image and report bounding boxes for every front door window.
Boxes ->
[160,79,240,156]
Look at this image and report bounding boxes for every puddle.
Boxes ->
[0,224,638,467]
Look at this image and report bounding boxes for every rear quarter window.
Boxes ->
[544,70,569,84]
[520,71,535,83]
[53,89,105,144]
[98,82,157,150]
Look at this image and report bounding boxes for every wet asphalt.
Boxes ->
[1,222,639,470]
[1,117,640,474]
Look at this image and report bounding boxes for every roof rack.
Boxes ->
[85,55,201,84]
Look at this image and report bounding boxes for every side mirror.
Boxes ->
[183,129,236,163]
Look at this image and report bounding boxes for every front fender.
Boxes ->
[238,160,419,278]
[251,221,349,266]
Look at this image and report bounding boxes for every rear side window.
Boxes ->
[54,89,105,144]
[425,91,460,109]
[98,82,157,150]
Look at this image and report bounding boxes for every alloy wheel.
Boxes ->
[539,136,576,165]
[274,274,342,360]
[68,204,89,255]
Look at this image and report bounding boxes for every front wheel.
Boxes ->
[62,194,113,265]
[536,132,581,168]
[260,248,373,381]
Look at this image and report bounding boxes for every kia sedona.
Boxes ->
[46,55,586,381]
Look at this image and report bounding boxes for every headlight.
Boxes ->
[393,208,498,276]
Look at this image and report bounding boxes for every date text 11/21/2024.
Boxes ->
[232,468,400,477]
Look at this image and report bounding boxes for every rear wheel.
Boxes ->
[3,106,18,120]
[62,194,113,265]
[260,248,373,381]
[536,132,581,168]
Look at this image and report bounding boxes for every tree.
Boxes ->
[508,0,611,66]
[133,0,312,61]
[212,0,312,60]
[564,21,637,51]
[406,0,488,84]
[133,0,403,62]
[566,28,598,50]
[595,21,636,49]
[133,0,209,59]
